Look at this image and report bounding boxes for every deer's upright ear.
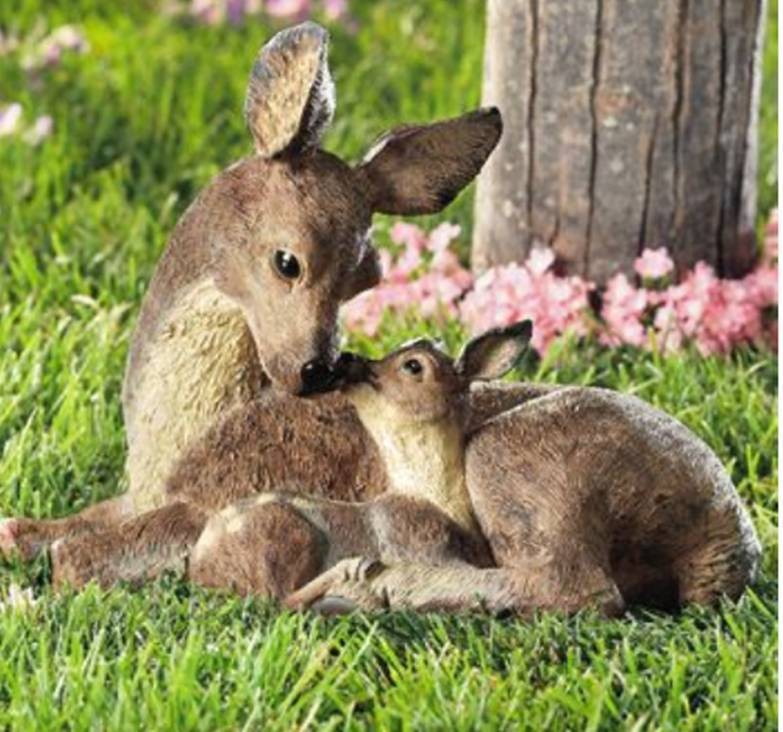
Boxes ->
[456,320,532,382]
[356,107,502,215]
[245,22,335,158]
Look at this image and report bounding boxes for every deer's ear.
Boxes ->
[456,320,532,381]
[356,107,502,215]
[245,22,335,158]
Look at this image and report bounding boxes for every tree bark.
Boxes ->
[472,0,766,285]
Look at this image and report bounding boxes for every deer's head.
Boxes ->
[204,22,502,395]
[338,321,533,433]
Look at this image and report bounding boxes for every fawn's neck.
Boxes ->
[370,417,476,531]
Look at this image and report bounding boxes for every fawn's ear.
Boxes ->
[456,320,532,381]
[357,107,503,215]
[245,22,335,158]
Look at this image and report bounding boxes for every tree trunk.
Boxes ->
[472,0,766,285]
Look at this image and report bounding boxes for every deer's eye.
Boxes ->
[273,250,301,280]
[401,358,423,376]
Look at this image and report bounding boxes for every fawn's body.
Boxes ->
[285,327,761,615]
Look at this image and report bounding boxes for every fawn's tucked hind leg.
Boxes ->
[0,494,133,561]
[51,501,206,590]
[189,495,328,598]
[287,555,625,618]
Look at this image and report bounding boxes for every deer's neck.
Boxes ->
[124,276,266,508]
[370,418,475,531]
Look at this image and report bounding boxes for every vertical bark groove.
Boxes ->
[638,116,659,256]
[583,0,604,274]
[715,0,728,272]
[526,0,539,248]
[733,0,762,235]
[671,0,689,247]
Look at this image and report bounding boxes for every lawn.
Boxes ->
[0,1,778,729]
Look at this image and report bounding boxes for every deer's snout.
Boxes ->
[299,358,336,395]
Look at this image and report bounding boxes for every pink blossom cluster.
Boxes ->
[0,25,87,147]
[0,103,53,145]
[343,222,473,336]
[186,0,348,25]
[460,248,593,355]
[344,213,779,357]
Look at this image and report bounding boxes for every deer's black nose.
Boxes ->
[300,358,335,395]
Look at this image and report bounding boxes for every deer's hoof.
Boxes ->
[0,519,20,558]
[311,596,359,616]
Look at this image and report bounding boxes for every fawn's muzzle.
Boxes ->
[333,352,374,388]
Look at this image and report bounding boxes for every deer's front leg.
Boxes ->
[0,495,133,561]
[51,501,206,590]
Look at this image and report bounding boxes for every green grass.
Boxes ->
[0,1,778,729]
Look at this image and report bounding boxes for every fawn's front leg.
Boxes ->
[285,558,624,617]
[0,494,133,561]
[51,501,207,590]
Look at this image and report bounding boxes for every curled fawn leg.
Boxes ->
[285,557,625,618]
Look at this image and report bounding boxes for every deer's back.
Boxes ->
[464,386,756,568]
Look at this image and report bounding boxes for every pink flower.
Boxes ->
[634,247,675,280]
[390,222,427,252]
[744,265,778,309]
[345,218,776,358]
[527,246,555,275]
[600,273,648,347]
[426,222,461,254]
[0,103,22,137]
[24,25,89,70]
[323,0,348,19]
[460,248,591,355]
[265,0,311,19]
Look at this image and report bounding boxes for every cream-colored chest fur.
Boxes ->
[125,279,264,510]
[361,406,475,531]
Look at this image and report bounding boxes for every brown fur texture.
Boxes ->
[0,22,504,559]
[286,327,761,617]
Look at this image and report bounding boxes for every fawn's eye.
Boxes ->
[273,250,301,280]
[401,358,423,376]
